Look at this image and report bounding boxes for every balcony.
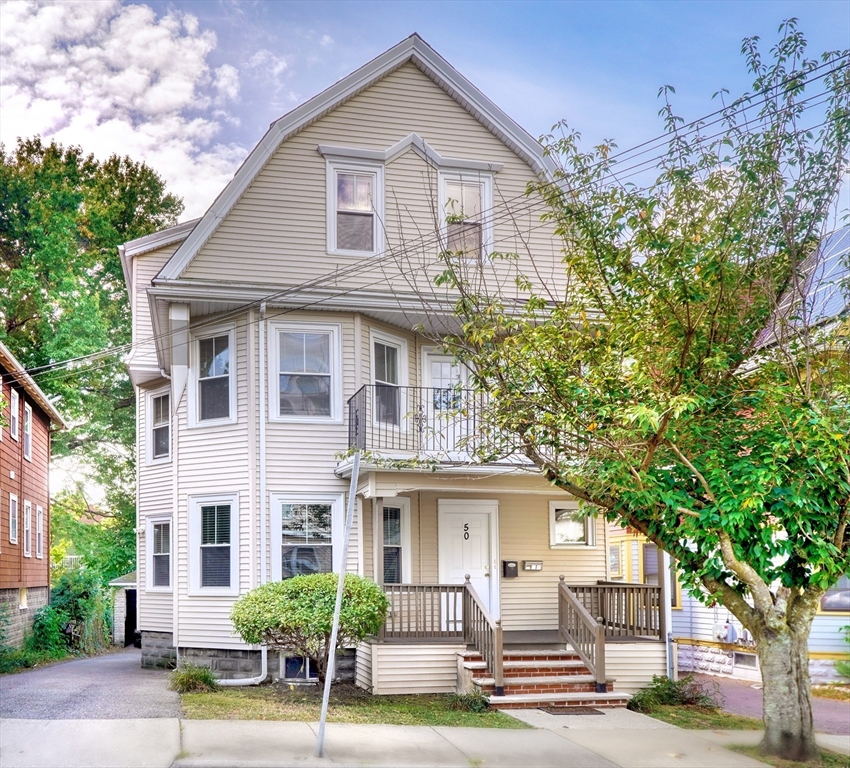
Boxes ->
[347,384,497,457]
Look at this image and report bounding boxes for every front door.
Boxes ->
[438,500,498,616]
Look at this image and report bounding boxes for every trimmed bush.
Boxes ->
[170,663,220,693]
[231,573,388,683]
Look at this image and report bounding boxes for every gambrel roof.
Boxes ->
[156,33,556,282]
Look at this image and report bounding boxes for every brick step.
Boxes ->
[488,691,630,710]
[462,659,591,677]
[474,675,610,696]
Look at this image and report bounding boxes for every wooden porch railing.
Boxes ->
[568,581,664,639]
[378,580,504,695]
[558,576,607,691]
[379,584,465,640]
[462,575,504,695]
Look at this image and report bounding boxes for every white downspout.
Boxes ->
[220,302,268,686]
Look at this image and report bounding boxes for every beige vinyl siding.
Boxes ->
[359,641,466,694]
[604,642,667,693]
[181,63,562,299]
[355,640,373,691]
[131,245,179,370]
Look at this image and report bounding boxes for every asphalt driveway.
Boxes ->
[0,647,180,719]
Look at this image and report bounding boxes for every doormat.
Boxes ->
[538,706,604,715]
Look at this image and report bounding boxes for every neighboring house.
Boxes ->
[610,225,850,683]
[120,35,669,707]
[0,341,66,648]
[109,571,138,648]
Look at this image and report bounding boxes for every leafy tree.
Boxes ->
[0,137,183,579]
[231,574,389,684]
[433,22,849,760]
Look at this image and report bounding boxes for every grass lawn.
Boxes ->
[811,685,850,703]
[181,683,530,729]
[729,745,849,768]
[643,704,763,730]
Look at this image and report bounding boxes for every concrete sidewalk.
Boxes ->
[0,710,785,768]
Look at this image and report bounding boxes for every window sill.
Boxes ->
[326,248,380,258]
[187,417,238,430]
[269,415,343,425]
[146,456,172,466]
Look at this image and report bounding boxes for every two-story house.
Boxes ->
[121,35,670,707]
[0,341,66,647]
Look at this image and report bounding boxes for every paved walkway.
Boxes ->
[693,673,850,736]
[0,647,180,719]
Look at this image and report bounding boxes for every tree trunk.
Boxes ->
[754,619,817,761]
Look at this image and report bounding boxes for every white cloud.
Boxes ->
[247,48,288,79]
[319,34,333,48]
[0,0,247,217]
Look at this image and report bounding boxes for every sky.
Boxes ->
[1,0,848,218]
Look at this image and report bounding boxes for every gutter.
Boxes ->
[219,302,269,687]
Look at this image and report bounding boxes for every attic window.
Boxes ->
[440,172,492,259]
[326,160,384,256]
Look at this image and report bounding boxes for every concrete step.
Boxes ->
[462,659,590,677]
[488,690,630,710]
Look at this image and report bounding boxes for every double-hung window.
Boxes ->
[272,323,340,421]
[197,333,232,423]
[327,161,383,256]
[9,494,18,544]
[23,500,31,557]
[189,494,238,595]
[149,518,171,589]
[272,494,343,580]
[378,499,410,584]
[150,392,170,460]
[23,403,32,461]
[10,389,19,440]
[374,341,399,426]
[440,173,493,260]
[36,506,43,559]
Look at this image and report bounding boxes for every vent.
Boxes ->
[733,652,758,669]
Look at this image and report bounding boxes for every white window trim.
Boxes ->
[9,493,18,544]
[548,500,596,548]
[146,387,171,464]
[270,492,345,580]
[438,170,494,257]
[268,321,343,424]
[23,403,32,461]
[370,328,409,431]
[378,497,412,584]
[188,325,237,428]
[35,505,43,559]
[10,388,19,441]
[23,500,31,557]
[325,158,385,257]
[146,515,173,593]
[188,492,239,596]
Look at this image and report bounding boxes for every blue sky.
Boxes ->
[1,0,847,216]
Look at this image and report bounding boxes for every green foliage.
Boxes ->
[25,606,68,657]
[835,626,850,679]
[0,136,183,580]
[449,686,491,713]
[231,574,389,683]
[50,569,112,654]
[170,663,221,693]
[628,675,721,713]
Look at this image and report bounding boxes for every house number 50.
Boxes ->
[463,523,469,540]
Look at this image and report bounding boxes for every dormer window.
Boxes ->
[326,160,384,256]
[441,173,493,259]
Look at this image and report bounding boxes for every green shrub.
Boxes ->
[449,686,490,713]
[231,573,389,683]
[24,606,68,657]
[836,626,850,679]
[628,674,721,713]
[170,663,221,693]
[50,569,112,654]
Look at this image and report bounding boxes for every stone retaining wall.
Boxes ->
[0,587,48,649]
[140,630,176,669]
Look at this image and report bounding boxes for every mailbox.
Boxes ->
[523,560,543,571]
[502,560,519,578]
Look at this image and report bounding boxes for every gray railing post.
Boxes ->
[595,617,607,693]
[493,619,504,696]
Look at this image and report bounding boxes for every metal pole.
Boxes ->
[316,451,360,758]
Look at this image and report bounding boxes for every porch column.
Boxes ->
[656,544,668,640]
[373,497,384,585]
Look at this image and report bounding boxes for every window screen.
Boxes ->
[336,172,374,251]
[152,522,171,587]
[821,573,850,612]
[200,505,231,587]
[152,394,170,458]
[279,332,331,417]
[383,506,402,584]
[198,336,230,420]
[281,503,333,579]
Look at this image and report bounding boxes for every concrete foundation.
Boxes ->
[140,630,176,669]
[0,586,49,649]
